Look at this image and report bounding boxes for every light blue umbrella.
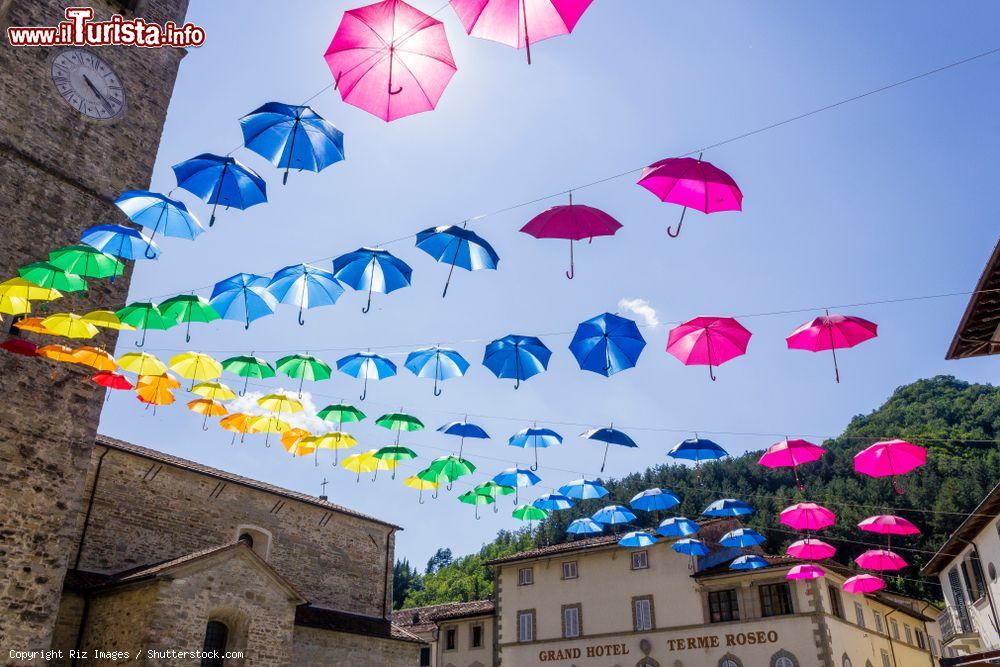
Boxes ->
[209,272,277,329]
[239,102,345,184]
[672,538,709,557]
[437,420,489,459]
[404,346,469,396]
[619,531,657,548]
[657,517,700,538]
[333,247,412,313]
[730,555,768,570]
[532,493,574,512]
[171,153,267,226]
[630,488,680,512]
[415,224,500,297]
[591,504,636,526]
[483,335,551,389]
[559,478,609,500]
[493,467,541,504]
[703,499,754,517]
[720,528,766,548]
[336,351,396,400]
[81,224,159,262]
[266,263,344,325]
[567,518,603,536]
[508,426,562,471]
[114,190,204,258]
[569,312,646,377]
[581,424,638,472]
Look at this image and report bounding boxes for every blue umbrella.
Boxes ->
[532,493,574,512]
[266,263,344,325]
[592,504,636,525]
[703,499,755,517]
[172,154,267,227]
[720,528,766,548]
[81,224,159,262]
[115,190,204,258]
[437,420,489,459]
[567,518,603,536]
[730,555,768,570]
[415,224,500,297]
[667,436,728,463]
[559,478,609,500]
[336,351,396,400]
[581,425,638,472]
[333,247,413,313]
[239,102,345,184]
[508,425,563,471]
[630,488,680,512]
[657,517,700,538]
[619,531,658,548]
[493,467,541,504]
[209,273,277,330]
[483,335,551,390]
[569,312,646,377]
[672,538,709,557]
[404,346,469,396]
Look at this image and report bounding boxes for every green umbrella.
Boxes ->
[318,403,366,430]
[475,481,516,514]
[373,445,417,479]
[428,455,476,490]
[116,301,175,347]
[512,504,549,522]
[276,353,332,397]
[221,354,276,395]
[459,490,494,519]
[415,466,445,499]
[159,294,220,343]
[48,245,123,280]
[19,262,87,293]
[376,412,424,444]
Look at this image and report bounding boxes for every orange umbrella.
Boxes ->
[70,346,118,372]
[15,317,52,335]
[137,372,181,390]
[219,412,258,445]
[37,344,76,363]
[284,431,318,457]
[136,383,175,412]
[187,398,228,430]
[281,427,311,449]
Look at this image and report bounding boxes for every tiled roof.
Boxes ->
[295,605,427,644]
[95,434,400,530]
[393,600,495,630]
[948,236,1000,359]
[922,480,1000,576]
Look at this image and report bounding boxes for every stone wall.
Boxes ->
[293,626,420,667]
[82,583,158,661]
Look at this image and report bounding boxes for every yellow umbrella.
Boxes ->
[170,351,223,389]
[219,412,258,444]
[14,317,52,334]
[0,294,30,316]
[117,352,167,376]
[190,381,236,401]
[69,346,118,372]
[284,437,318,457]
[342,449,396,483]
[311,431,358,465]
[137,372,181,390]
[257,393,304,414]
[37,344,77,363]
[404,474,440,504]
[82,310,136,331]
[249,415,291,447]
[0,277,62,302]
[41,313,99,339]
[187,398,228,430]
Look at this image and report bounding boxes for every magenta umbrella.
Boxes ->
[855,549,907,572]
[637,154,742,238]
[779,502,836,531]
[324,0,458,122]
[843,574,886,595]
[857,515,920,537]
[854,439,926,494]
[519,195,622,279]
[449,0,594,64]
[786,564,825,581]
[786,538,836,560]
[666,316,751,381]
[786,311,878,383]
[758,438,825,490]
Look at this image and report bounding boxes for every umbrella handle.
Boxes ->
[531,443,539,471]
[283,117,300,187]
[514,376,520,390]
[476,506,480,520]
[708,364,717,382]
[389,85,403,95]
[433,383,442,397]
[135,328,146,347]
[892,477,906,495]
[360,375,368,401]
[298,306,306,326]
[600,441,609,473]
[419,492,425,505]
[566,240,574,280]
[230,431,237,446]
[185,318,192,344]
[362,284,373,314]
[522,0,532,65]
[144,243,157,260]
[667,207,687,238]
[493,503,499,514]
[202,413,210,431]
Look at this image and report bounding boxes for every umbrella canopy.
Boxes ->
[80,224,159,261]
[569,312,646,377]
[758,438,825,489]
[158,295,220,343]
[787,564,825,581]
[276,353,333,396]
[786,312,879,382]
[267,264,344,325]
[843,574,886,595]
[187,398,228,430]
[219,413,259,444]
[656,517,700,538]
[787,538,836,560]
[532,493,573,512]
[703,499,754,517]
[508,426,562,471]
[405,473,440,503]
[14,317,52,334]
[591,504,636,525]
[282,428,311,449]
[239,103,345,184]
[373,445,416,479]
[318,403,366,429]
[520,199,622,278]
[855,549,907,572]
[37,344,77,363]
[258,393,304,414]
[324,0,458,122]
[672,538,709,557]
[0,277,62,302]
[191,381,236,401]
[81,310,134,331]
[0,294,30,316]
[70,346,117,372]
[221,354,276,395]
[666,316,752,381]
[619,531,657,548]
[49,245,124,279]
[91,371,133,392]
[667,437,728,466]
[136,382,175,408]
[310,431,358,457]
[1,339,38,357]
[170,352,223,388]
[171,153,267,226]
[581,425,637,472]
[416,225,500,297]
[637,156,743,237]
[136,372,181,391]
[854,439,926,493]
[780,502,836,532]
[720,528,766,549]
[438,420,489,459]
[376,412,424,444]
[483,334,551,389]
[730,555,768,571]
[857,515,921,536]
[210,273,278,330]
[342,449,395,481]
[449,0,594,63]
[630,488,680,512]
[333,248,413,313]
[114,190,204,256]
[428,455,476,486]
[41,313,99,339]
[337,351,397,400]
[19,262,87,293]
[512,504,549,522]
[284,431,317,457]
[249,415,292,447]
[475,481,516,513]
[567,517,603,535]
[558,477,608,500]
[458,490,494,519]
[405,346,470,396]
[117,351,167,376]
[116,302,176,347]
[493,467,541,503]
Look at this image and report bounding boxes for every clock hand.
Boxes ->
[82,74,114,115]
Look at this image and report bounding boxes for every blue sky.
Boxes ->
[100,1,1000,569]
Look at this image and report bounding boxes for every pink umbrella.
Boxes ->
[843,574,886,595]
[855,549,907,572]
[637,154,743,237]
[779,502,836,531]
[758,438,825,490]
[449,0,594,64]
[324,0,458,122]
[853,439,926,494]
[787,564,825,580]
[666,316,751,381]
[519,194,622,279]
[786,538,836,560]
[857,515,920,537]
[786,311,878,383]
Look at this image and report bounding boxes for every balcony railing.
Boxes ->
[939,605,975,644]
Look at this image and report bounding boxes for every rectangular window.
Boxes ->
[444,627,457,651]
[759,583,794,617]
[562,561,578,580]
[562,604,581,638]
[471,623,483,648]
[633,596,654,631]
[854,602,865,628]
[880,649,891,667]
[419,646,431,667]
[708,589,740,623]
[518,567,534,586]
[904,625,913,645]
[929,636,937,656]
[916,629,927,650]
[828,585,844,619]
[890,618,900,640]
[518,610,534,642]
[873,611,884,634]
[631,550,648,570]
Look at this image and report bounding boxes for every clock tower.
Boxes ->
[0,0,190,652]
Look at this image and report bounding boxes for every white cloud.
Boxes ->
[228,388,331,434]
[617,298,659,327]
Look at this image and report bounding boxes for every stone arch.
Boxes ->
[719,655,744,667]
[865,661,874,667]
[770,649,800,667]
[636,659,660,667]
[840,654,853,667]
[206,607,250,663]
[235,524,273,560]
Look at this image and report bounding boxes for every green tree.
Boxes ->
[392,558,423,610]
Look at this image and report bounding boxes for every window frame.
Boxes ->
[759,582,794,618]
[561,560,578,580]
[470,622,484,649]
[201,620,228,667]
[828,584,844,619]
[904,624,913,645]
[708,588,740,623]
[632,595,655,632]
[517,566,534,586]
[631,550,649,570]
[880,649,891,667]
[873,611,884,634]
[517,609,536,643]
[443,626,457,651]
[854,601,865,628]
[915,628,927,650]
[419,646,431,667]
[561,603,582,639]
[890,618,900,640]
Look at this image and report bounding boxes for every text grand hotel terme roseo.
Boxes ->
[537,631,780,662]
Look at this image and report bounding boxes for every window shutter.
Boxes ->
[948,566,972,632]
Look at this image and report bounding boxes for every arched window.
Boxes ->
[841,654,853,667]
[775,659,794,667]
[201,620,228,667]
[238,532,254,548]
[771,650,799,667]
[719,656,743,667]
[234,525,272,560]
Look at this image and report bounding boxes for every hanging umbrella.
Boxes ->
[569,312,646,376]
[267,264,344,325]
[404,346,469,396]
[703,499,754,517]
[191,381,236,401]
[449,0,594,64]
[532,492,573,512]
[672,538,709,557]
[239,102,345,184]
[170,352,223,389]
[520,196,622,278]
[475,481,516,513]
[14,317,52,335]
[343,449,396,482]
[843,574,886,595]
[310,431,358,466]
[48,245,124,279]
[136,382,175,411]
[437,420,488,458]
[787,564,825,581]
[37,344,77,363]
[0,277,62,303]
[258,393,304,414]
[493,466,541,504]
[720,528,766,549]
[592,504,636,526]
[558,477,608,500]
[373,445,416,479]
[376,412,424,445]
[158,295,220,343]
[637,155,743,237]
[284,430,317,457]
[779,502,836,531]
[91,371,133,400]
[581,424,637,472]
[114,190,205,257]
[219,413,259,445]
[324,0,458,122]
[567,518,603,536]
[855,549,907,572]
[136,372,181,391]
[786,538,836,560]
[276,353,332,396]
[758,438,825,490]
[483,334,551,389]
[730,555,768,570]
[40,313,99,339]
[1,339,37,357]
[428,454,476,489]
[19,262,87,293]
[333,248,412,313]
[81,310,135,331]
[337,351,397,400]
[70,346,117,371]
[0,294,30,316]
[171,153,267,226]
[416,224,500,297]
[666,316,752,381]
[619,531,657,548]
[668,436,728,482]
[404,474,439,504]
[249,415,292,447]
[630,488,680,512]
[854,439,926,494]
[116,302,176,347]
[80,224,160,261]
[513,504,549,522]
[657,517,700,538]
[117,351,168,376]
[318,403,367,430]
[857,515,921,536]
[459,490,495,519]
[221,354,276,395]
[786,311,878,383]
[209,273,278,330]
[187,398,228,430]
[508,425,562,471]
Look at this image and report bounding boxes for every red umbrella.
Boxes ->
[0,338,37,356]
[520,194,622,279]
[637,154,743,237]
[324,0,458,122]
[757,438,825,490]
[786,311,877,383]
[91,371,134,402]
[666,316,751,381]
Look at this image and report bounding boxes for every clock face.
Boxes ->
[50,49,126,120]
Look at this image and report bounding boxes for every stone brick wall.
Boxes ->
[82,583,157,661]
[292,626,420,667]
